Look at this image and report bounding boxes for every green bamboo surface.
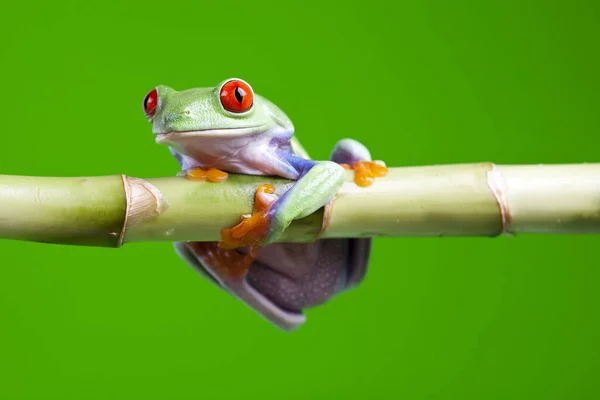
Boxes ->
[1,163,599,248]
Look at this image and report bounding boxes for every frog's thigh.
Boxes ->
[330,138,372,164]
[174,241,306,332]
[246,241,353,312]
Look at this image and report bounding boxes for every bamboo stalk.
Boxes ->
[0,162,598,248]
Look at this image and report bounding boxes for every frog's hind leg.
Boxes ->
[331,138,388,187]
[174,241,307,331]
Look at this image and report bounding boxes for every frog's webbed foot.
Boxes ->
[184,167,229,182]
[183,184,276,280]
[184,242,255,279]
[331,138,388,187]
[219,183,277,253]
[340,160,388,187]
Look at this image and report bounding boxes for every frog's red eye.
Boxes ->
[220,79,253,113]
[143,88,158,118]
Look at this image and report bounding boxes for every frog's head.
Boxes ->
[142,78,293,146]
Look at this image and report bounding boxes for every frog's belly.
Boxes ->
[211,157,271,176]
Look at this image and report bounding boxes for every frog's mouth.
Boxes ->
[155,125,268,144]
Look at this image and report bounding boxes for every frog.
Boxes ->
[142,78,388,331]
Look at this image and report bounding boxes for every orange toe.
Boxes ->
[219,184,277,251]
[345,160,389,187]
[186,167,229,182]
[187,242,255,279]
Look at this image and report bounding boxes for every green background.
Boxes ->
[0,0,598,398]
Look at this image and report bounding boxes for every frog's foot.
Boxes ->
[185,242,255,279]
[185,167,229,182]
[330,138,388,187]
[219,184,278,251]
[340,160,388,187]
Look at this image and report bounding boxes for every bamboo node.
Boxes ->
[486,164,512,235]
[117,175,170,246]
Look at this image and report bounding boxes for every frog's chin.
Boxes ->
[155,125,267,144]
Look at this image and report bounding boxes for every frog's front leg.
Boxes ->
[220,156,346,252]
[331,138,388,187]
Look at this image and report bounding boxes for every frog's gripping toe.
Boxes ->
[185,167,229,182]
[219,184,277,251]
[341,160,389,187]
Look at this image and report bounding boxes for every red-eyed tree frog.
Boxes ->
[142,78,388,331]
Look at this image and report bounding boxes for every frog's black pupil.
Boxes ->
[143,95,149,110]
[234,87,244,103]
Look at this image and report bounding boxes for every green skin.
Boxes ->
[145,78,377,331]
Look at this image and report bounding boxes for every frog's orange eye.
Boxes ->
[143,88,158,118]
[220,79,253,113]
